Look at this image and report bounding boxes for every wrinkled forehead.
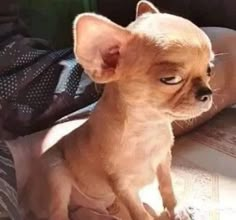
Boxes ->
[128,13,214,61]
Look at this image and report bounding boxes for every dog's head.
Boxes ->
[73,0,214,121]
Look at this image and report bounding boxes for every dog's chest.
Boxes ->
[110,122,174,187]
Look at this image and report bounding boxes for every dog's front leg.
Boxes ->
[110,176,154,220]
[156,152,177,218]
[156,153,192,220]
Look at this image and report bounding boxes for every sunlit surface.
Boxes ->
[137,132,236,220]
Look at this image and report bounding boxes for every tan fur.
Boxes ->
[20,1,214,220]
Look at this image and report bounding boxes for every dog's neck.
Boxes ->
[93,83,168,121]
[87,83,172,142]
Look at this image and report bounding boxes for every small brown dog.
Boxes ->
[20,1,214,220]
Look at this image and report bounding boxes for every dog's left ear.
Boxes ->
[73,13,131,84]
[136,0,160,18]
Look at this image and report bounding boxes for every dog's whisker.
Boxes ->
[212,89,226,97]
[174,121,184,129]
[212,102,218,111]
[213,88,221,92]
[213,93,226,98]
[187,120,193,127]
[214,52,230,57]
[190,117,196,126]
[192,117,197,125]
[184,118,194,127]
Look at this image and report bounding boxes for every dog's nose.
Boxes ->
[195,87,212,102]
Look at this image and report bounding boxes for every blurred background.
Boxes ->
[19,0,236,48]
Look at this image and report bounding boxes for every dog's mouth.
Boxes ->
[166,112,194,121]
[166,106,211,121]
[166,97,213,121]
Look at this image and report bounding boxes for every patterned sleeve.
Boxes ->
[0,0,101,139]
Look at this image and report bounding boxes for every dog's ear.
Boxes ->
[136,0,160,18]
[73,13,131,83]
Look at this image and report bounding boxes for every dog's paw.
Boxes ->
[168,206,193,220]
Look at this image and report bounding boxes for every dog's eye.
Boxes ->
[207,66,212,76]
[160,76,183,85]
[207,63,214,77]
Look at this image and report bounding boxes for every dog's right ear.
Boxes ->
[73,13,131,84]
[136,0,160,18]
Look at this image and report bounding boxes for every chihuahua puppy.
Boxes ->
[20,1,214,220]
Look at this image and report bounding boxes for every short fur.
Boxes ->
[20,1,214,220]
